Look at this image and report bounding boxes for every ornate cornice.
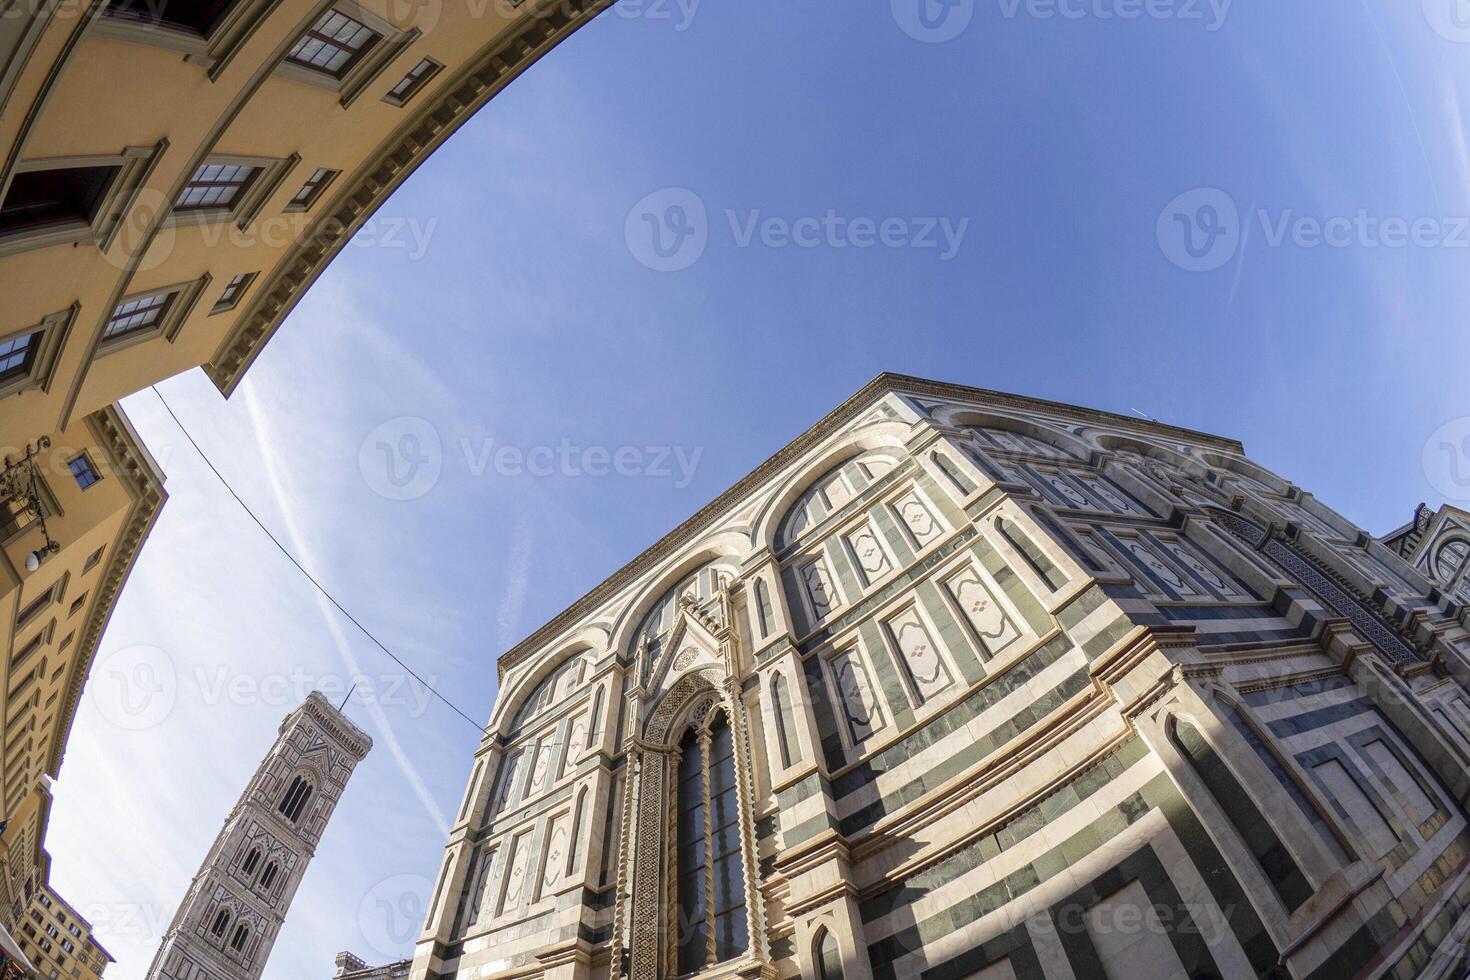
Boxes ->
[204,0,616,394]
[297,690,374,759]
[47,405,167,778]
[494,373,1247,681]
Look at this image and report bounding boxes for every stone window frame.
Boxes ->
[790,549,845,630]
[165,154,299,231]
[840,516,899,590]
[65,451,101,491]
[381,56,442,107]
[1162,710,1315,916]
[1212,689,1357,867]
[88,0,280,81]
[0,305,77,401]
[884,480,952,555]
[274,1,420,110]
[1341,723,1454,848]
[818,636,890,754]
[1091,524,1212,603]
[96,275,212,357]
[210,271,258,315]
[282,167,340,213]
[531,805,573,905]
[0,143,165,259]
[877,597,961,713]
[986,506,1072,600]
[15,574,66,632]
[932,551,1033,668]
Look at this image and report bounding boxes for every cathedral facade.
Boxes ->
[409,374,1470,980]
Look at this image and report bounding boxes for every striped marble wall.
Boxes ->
[408,377,1470,980]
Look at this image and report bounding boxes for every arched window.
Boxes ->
[229,923,249,952]
[260,862,278,890]
[210,909,230,937]
[770,673,797,768]
[675,713,748,973]
[589,687,605,741]
[815,927,843,980]
[753,579,773,638]
[1170,717,1311,911]
[278,775,313,823]
[1433,538,1470,590]
[241,847,261,876]
[932,450,977,494]
[996,517,1068,590]
[778,451,901,548]
[569,787,588,877]
[508,656,584,735]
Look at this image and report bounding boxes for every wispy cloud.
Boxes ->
[495,513,535,650]
[240,378,452,840]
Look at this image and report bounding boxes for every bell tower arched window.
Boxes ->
[230,923,249,952]
[674,712,748,973]
[278,775,313,823]
[241,847,261,875]
[260,862,278,890]
[210,909,230,937]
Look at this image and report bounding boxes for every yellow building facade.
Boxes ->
[0,407,164,930]
[14,867,115,978]
[2,0,611,943]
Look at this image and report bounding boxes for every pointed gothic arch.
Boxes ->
[624,667,767,978]
[773,448,906,551]
[813,925,843,980]
[278,774,313,823]
[622,554,741,674]
[934,407,1088,462]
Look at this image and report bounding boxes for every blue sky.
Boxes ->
[45,2,1470,977]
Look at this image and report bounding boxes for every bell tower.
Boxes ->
[146,692,372,980]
